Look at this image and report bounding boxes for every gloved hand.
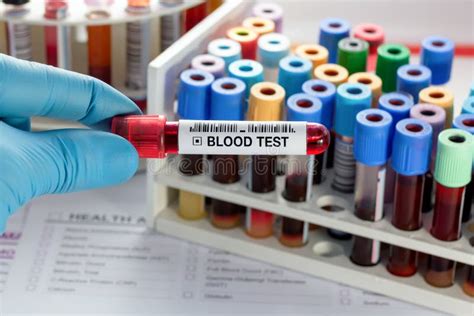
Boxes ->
[0,54,141,232]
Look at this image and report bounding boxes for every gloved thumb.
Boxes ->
[0,123,139,230]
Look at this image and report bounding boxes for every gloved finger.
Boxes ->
[0,54,141,129]
[0,122,139,217]
[1,117,31,131]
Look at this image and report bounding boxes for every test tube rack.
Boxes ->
[151,0,474,314]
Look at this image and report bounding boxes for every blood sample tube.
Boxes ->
[337,38,369,75]
[278,56,312,100]
[351,109,392,267]
[125,0,151,111]
[246,82,285,238]
[44,0,70,69]
[378,92,414,203]
[177,69,214,220]
[257,33,290,82]
[302,79,336,173]
[242,17,275,37]
[453,114,474,222]
[281,93,323,247]
[420,36,454,85]
[209,77,246,228]
[318,18,350,64]
[376,44,410,93]
[184,2,206,32]
[410,104,446,213]
[228,59,264,102]
[294,44,328,72]
[313,64,349,87]
[207,38,241,71]
[207,0,221,13]
[426,129,473,288]
[159,0,183,52]
[85,0,113,84]
[252,3,283,33]
[353,23,384,71]
[332,83,372,193]
[396,64,431,103]
[387,119,432,277]
[112,116,330,158]
[227,27,258,60]
[3,0,32,61]
[463,266,474,297]
[419,86,454,128]
[347,72,382,108]
[191,54,225,79]
[463,96,474,114]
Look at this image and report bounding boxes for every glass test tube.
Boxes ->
[280,93,324,247]
[257,33,290,82]
[159,0,183,52]
[3,0,32,61]
[125,0,151,111]
[85,0,113,84]
[351,109,392,267]
[302,79,336,172]
[209,77,246,228]
[177,69,215,220]
[332,83,372,193]
[184,1,207,32]
[463,266,474,297]
[410,104,446,213]
[246,82,285,238]
[44,0,70,69]
[426,129,473,287]
[387,119,432,277]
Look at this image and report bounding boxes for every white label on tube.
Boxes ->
[374,167,386,221]
[178,120,307,155]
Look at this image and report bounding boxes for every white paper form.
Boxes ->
[2,175,444,316]
[0,205,29,296]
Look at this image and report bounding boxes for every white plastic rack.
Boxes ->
[146,0,474,314]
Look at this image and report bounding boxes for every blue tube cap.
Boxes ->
[420,36,455,85]
[462,96,474,115]
[354,109,392,166]
[228,59,264,98]
[453,114,474,134]
[178,69,214,120]
[378,92,414,123]
[319,18,351,63]
[334,83,372,137]
[258,33,290,68]
[302,79,336,129]
[286,93,323,123]
[278,56,312,98]
[391,118,433,176]
[396,64,431,103]
[210,77,246,120]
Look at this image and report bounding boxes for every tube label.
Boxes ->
[178,120,307,155]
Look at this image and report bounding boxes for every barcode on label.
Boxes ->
[189,122,297,133]
[126,21,150,90]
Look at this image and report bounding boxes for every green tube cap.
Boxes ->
[376,44,410,93]
[337,38,369,75]
[434,129,473,188]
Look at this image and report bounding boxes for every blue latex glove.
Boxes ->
[0,54,141,232]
